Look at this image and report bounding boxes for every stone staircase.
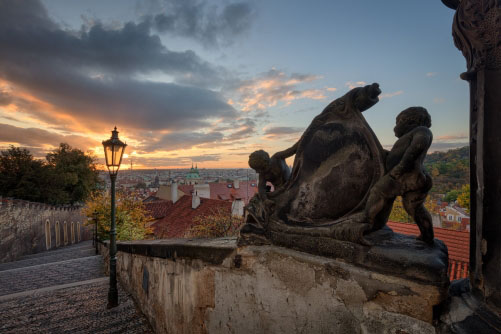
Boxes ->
[0,240,152,333]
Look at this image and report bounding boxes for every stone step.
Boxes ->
[0,279,152,334]
[0,255,105,296]
[0,277,108,302]
[18,240,94,261]
[0,248,96,271]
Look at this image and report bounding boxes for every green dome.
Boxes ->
[186,164,200,179]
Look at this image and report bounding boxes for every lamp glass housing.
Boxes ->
[102,127,127,176]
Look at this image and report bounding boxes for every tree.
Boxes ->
[83,191,152,241]
[444,189,460,203]
[0,144,100,205]
[457,184,470,213]
[389,196,411,223]
[424,146,469,194]
[185,207,243,238]
[389,195,437,223]
[0,146,47,202]
[46,143,100,204]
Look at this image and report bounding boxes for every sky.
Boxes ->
[0,0,469,169]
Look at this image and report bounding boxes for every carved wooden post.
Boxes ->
[442,0,501,308]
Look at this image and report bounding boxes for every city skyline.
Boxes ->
[0,0,469,169]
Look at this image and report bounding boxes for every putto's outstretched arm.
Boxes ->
[273,142,298,160]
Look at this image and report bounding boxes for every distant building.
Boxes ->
[440,205,470,231]
[185,164,201,185]
[152,194,232,238]
[178,180,258,204]
[155,183,185,203]
[152,174,160,187]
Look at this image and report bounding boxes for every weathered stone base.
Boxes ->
[242,226,449,285]
[103,238,448,334]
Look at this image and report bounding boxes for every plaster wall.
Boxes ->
[0,199,91,263]
[104,240,443,334]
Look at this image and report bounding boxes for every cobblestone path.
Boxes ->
[0,241,153,333]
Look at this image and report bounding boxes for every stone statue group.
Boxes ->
[243,83,434,247]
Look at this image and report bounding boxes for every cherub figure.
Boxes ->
[364,107,434,244]
[249,143,298,199]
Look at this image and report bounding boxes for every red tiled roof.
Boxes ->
[210,182,258,203]
[178,184,194,195]
[152,195,232,238]
[387,221,470,281]
[178,182,258,204]
[143,200,173,220]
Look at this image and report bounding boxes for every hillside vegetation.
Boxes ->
[424,146,469,194]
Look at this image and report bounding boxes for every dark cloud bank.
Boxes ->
[0,0,255,148]
[139,0,255,48]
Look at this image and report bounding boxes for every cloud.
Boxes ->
[131,154,221,167]
[325,87,337,92]
[0,123,100,151]
[263,126,304,140]
[345,81,367,89]
[433,97,446,104]
[426,72,437,77]
[428,133,468,151]
[141,0,256,48]
[231,69,324,111]
[226,126,254,141]
[0,87,13,106]
[137,130,224,152]
[263,126,303,135]
[435,133,468,142]
[428,142,468,152]
[190,154,221,162]
[379,90,404,99]
[0,0,236,133]
[220,117,256,141]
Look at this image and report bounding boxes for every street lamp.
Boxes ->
[93,210,98,255]
[102,126,127,308]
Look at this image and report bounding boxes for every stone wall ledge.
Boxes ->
[115,237,238,265]
[113,227,449,288]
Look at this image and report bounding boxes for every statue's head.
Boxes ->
[394,107,431,138]
[249,150,271,173]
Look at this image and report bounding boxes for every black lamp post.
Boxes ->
[93,210,98,255]
[102,127,127,308]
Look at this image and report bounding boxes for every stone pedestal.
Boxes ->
[106,236,449,334]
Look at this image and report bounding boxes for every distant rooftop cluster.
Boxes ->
[142,177,256,239]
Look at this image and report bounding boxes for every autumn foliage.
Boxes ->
[185,207,244,238]
[83,191,152,241]
[456,184,470,213]
[389,195,438,223]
